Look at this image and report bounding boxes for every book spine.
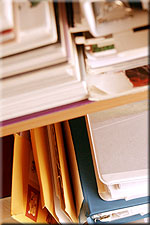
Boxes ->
[69,117,95,218]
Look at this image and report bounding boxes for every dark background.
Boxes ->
[0,135,14,198]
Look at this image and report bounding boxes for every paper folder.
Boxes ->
[11,122,84,224]
[11,131,56,223]
[30,127,58,222]
[30,124,83,223]
[68,117,150,223]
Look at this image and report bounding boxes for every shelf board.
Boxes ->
[0,197,19,224]
[0,90,148,137]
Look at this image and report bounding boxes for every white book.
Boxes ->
[81,54,148,102]
[92,204,149,223]
[0,43,67,78]
[85,46,148,70]
[79,0,148,37]
[1,1,68,78]
[0,62,87,121]
[0,2,88,121]
[0,0,57,58]
[86,100,149,201]
[83,43,148,101]
[75,2,149,101]
[83,23,148,71]
[106,179,148,201]
[0,0,14,32]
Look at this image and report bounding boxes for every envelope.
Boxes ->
[47,122,83,223]
[12,122,83,224]
[30,127,58,222]
[11,131,55,223]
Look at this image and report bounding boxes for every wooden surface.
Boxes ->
[0,90,148,137]
[0,197,18,224]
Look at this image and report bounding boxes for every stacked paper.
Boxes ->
[0,0,87,121]
[69,0,149,101]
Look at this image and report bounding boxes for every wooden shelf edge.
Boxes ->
[0,90,148,137]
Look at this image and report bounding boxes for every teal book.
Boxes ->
[69,117,149,223]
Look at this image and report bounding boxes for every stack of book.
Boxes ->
[68,1,149,223]
[0,0,88,122]
[3,0,149,224]
[69,100,149,223]
[69,0,149,101]
[1,0,149,121]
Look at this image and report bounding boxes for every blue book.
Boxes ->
[69,117,150,223]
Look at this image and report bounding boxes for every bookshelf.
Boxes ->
[0,90,148,137]
[0,0,149,223]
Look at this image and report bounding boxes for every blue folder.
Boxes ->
[68,117,150,223]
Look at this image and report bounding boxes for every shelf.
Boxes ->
[0,90,148,137]
[0,197,18,224]
[0,197,148,224]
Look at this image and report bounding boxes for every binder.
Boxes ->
[69,117,150,223]
[86,102,149,201]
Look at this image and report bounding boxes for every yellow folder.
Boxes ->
[11,131,54,223]
[30,126,59,223]
[11,122,84,224]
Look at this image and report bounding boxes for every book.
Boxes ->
[72,1,149,102]
[79,45,148,101]
[0,0,14,33]
[0,0,15,43]
[69,116,149,223]
[0,62,87,121]
[0,3,88,121]
[1,43,67,78]
[1,1,67,78]
[0,0,57,58]
[87,100,148,201]
[79,0,148,37]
